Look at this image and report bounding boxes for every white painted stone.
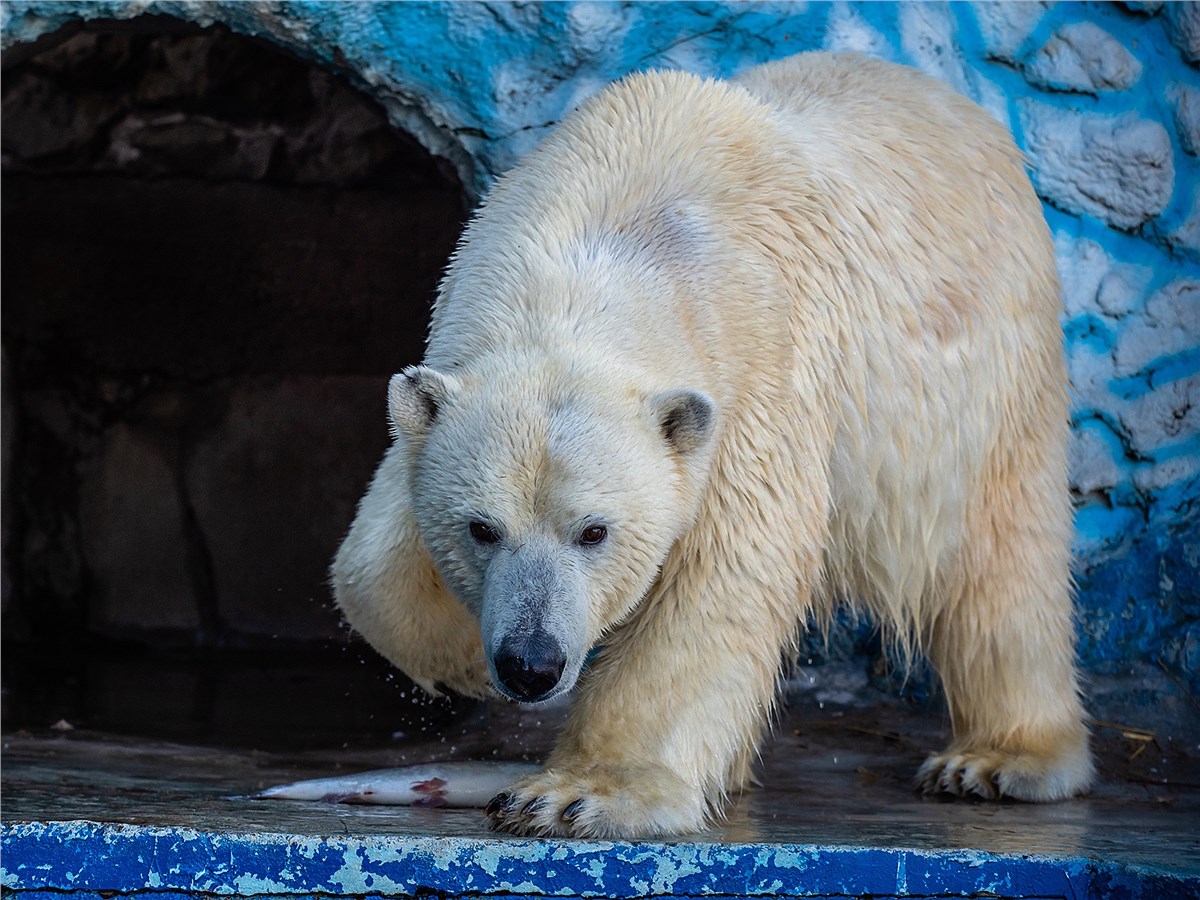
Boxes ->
[1056,236,1111,320]
[824,1,891,57]
[1168,82,1200,155]
[899,2,972,98]
[1067,341,1116,413]
[1054,233,1152,320]
[1097,267,1152,318]
[1165,1,1200,63]
[651,30,719,77]
[1069,426,1124,494]
[1121,374,1200,456]
[1133,451,1200,493]
[1020,101,1175,230]
[566,2,631,60]
[1024,22,1142,93]
[897,2,1010,123]
[1170,189,1200,256]
[1114,279,1200,377]
[971,71,1014,129]
[972,1,1051,63]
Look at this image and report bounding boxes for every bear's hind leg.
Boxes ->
[918,442,1093,802]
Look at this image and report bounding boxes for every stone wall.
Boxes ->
[1,2,1196,694]
[1,19,465,646]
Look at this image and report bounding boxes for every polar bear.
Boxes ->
[333,51,1093,838]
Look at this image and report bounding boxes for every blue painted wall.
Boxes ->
[2,1,1196,695]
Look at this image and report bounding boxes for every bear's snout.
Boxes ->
[493,630,567,702]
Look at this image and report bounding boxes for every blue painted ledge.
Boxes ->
[3,821,1197,900]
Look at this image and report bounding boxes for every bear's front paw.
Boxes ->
[916,738,1093,802]
[484,763,710,839]
[409,659,495,702]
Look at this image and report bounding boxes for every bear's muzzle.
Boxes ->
[493,629,567,702]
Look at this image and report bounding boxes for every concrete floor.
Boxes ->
[3,685,1198,898]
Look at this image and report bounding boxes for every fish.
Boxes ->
[248,761,541,808]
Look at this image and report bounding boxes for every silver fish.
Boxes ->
[250,761,540,808]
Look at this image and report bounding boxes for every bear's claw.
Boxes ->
[915,740,1092,803]
[484,792,510,816]
[485,763,708,838]
[560,798,584,822]
[915,752,998,800]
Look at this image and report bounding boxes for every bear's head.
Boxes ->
[389,360,716,703]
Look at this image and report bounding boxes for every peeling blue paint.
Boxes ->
[2,821,1197,899]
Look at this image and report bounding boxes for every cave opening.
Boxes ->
[1,16,468,746]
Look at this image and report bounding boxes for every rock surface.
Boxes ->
[1021,101,1175,230]
[1169,82,1200,155]
[1024,22,1142,93]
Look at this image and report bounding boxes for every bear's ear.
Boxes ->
[651,389,716,455]
[388,366,460,439]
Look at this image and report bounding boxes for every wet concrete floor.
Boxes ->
[3,682,1198,878]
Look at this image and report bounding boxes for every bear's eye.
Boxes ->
[469,521,501,544]
[578,525,608,547]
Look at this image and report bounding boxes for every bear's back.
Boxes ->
[730,55,1066,629]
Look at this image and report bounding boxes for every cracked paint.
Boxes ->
[3,820,1196,898]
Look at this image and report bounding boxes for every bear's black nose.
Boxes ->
[494,631,566,702]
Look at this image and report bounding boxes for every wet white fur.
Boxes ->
[334,52,1092,838]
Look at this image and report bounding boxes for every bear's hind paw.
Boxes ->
[484,764,709,839]
[914,751,1000,800]
[916,740,1093,803]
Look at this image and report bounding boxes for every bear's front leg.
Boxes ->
[333,444,492,700]
[484,585,794,837]
[486,515,820,838]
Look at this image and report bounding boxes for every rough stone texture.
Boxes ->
[1020,101,1175,230]
[0,24,457,189]
[973,1,1051,63]
[184,377,388,640]
[1,23,462,649]
[1069,424,1124,496]
[898,3,970,95]
[1165,0,1200,64]
[1024,22,1142,93]
[1170,191,1200,257]
[1114,279,1200,378]
[823,2,891,59]
[1062,271,1199,462]
[1169,82,1200,155]
[1121,373,1199,459]
[1120,1,1165,13]
[77,416,203,634]
[1055,234,1152,320]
